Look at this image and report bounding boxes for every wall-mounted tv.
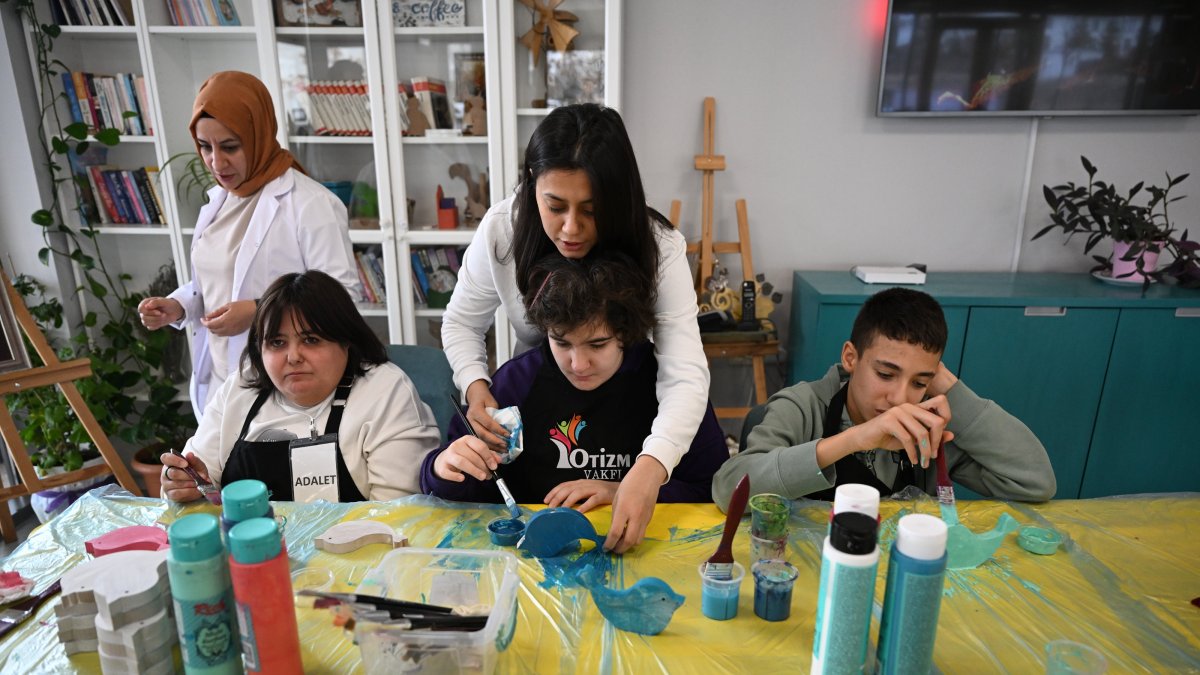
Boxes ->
[878,0,1200,116]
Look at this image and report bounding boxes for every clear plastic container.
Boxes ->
[355,548,520,675]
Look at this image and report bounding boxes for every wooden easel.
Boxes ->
[0,270,142,542]
[670,97,780,421]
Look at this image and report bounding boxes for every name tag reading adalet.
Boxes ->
[289,434,340,503]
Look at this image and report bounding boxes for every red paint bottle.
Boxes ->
[228,518,302,674]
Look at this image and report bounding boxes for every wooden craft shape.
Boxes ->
[517,507,601,558]
[314,520,408,554]
[95,606,176,657]
[463,95,487,136]
[449,162,489,223]
[84,525,169,557]
[59,550,168,609]
[578,566,685,636]
[405,97,430,136]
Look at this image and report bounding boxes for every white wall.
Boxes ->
[0,5,72,309]
[623,0,1200,338]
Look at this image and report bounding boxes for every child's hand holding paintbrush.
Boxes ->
[160,447,222,504]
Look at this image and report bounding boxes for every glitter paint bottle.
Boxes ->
[875,513,948,675]
[811,511,879,674]
[228,518,302,674]
[167,513,242,674]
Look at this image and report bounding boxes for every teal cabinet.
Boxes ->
[957,307,1118,498]
[789,272,1200,498]
[1081,309,1200,497]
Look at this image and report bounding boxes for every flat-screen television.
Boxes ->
[877,0,1200,116]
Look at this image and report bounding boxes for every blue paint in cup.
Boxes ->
[698,562,745,620]
[488,518,525,546]
[752,560,798,622]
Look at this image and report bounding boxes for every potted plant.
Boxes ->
[1033,156,1200,292]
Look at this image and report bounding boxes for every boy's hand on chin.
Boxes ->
[853,399,950,468]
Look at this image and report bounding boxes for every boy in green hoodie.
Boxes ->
[712,287,1054,510]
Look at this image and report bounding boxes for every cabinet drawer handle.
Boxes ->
[1024,307,1067,317]
[1176,308,1200,318]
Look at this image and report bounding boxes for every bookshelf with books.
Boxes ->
[22,0,571,375]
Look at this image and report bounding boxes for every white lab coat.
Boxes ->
[169,168,361,420]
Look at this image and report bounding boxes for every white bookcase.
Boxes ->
[23,0,622,375]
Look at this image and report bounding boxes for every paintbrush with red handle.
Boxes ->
[704,473,750,580]
[934,440,959,525]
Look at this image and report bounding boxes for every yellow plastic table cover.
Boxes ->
[2,484,1198,673]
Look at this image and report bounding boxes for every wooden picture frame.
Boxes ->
[274,0,363,28]
[0,279,30,375]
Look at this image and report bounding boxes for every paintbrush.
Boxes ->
[705,473,750,580]
[170,447,222,505]
[934,440,959,526]
[298,590,455,615]
[449,394,521,520]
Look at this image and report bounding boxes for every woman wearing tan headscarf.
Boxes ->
[138,71,361,421]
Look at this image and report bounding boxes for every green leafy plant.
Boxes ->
[1034,156,1200,290]
[164,151,216,205]
[3,0,196,470]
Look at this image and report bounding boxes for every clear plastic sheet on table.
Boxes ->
[2,484,1199,673]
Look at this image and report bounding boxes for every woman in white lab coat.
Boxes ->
[138,71,360,420]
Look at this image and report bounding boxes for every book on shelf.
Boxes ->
[304,80,370,136]
[66,144,106,225]
[62,71,150,136]
[354,251,378,304]
[143,167,167,224]
[132,168,162,223]
[51,0,132,26]
[412,246,462,309]
[410,77,453,130]
[166,0,241,27]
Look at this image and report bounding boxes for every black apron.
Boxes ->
[221,373,366,502]
[806,384,918,501]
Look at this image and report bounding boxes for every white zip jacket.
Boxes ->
[441,196,710,478]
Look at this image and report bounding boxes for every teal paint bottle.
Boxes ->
[167,513,243,674]
[811,511,879,674]
[876,513,948,675]
[220,480,275,537]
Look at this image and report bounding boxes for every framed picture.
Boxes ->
[546,51,605,107]
[452,51,486,102]
[392,0,465,28]
[0,281,31,375]
[274,0,363,28]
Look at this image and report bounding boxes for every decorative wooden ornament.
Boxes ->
[449,163,489,223]
[84,525,169,557]
[314,520,408,554]
[405,97,430,136]
[463,95,487,136]
[518,0,579,66]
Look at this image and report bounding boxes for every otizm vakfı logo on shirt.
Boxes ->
[549,413,630,480]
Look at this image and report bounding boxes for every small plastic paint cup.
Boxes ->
[1045,640,1107,674]
[1019,525,1063,556]
[488,517,525,546]
[749,533,787,564]
[291,566,334,607]
[751,559,798,622]
[749,493,790,539]
[697,562,745,621]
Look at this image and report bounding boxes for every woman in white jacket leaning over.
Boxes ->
[138,71,360,420]
[441,104,711,554]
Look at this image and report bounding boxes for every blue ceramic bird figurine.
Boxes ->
[518,507,602,558]
[576,566,685,636]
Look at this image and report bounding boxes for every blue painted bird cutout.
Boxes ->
[517,507,603,558]
[576,566,685,636]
